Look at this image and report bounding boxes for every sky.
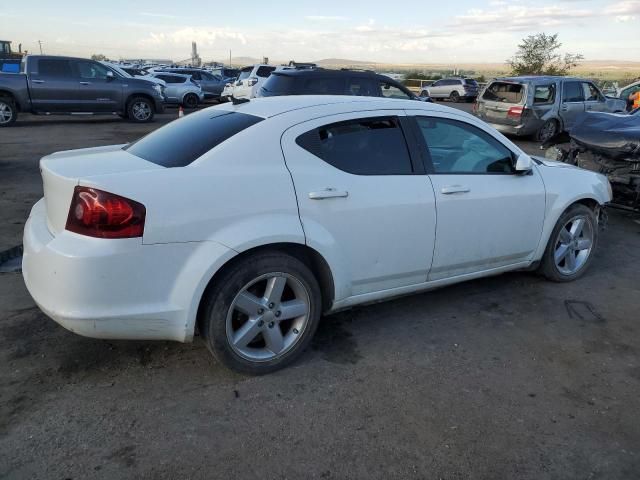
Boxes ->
[1,0,638,64]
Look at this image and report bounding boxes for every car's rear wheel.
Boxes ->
[0,97,17,127]
[200,252,322,374]
[420,90,430,98]
[539,204,598,282]
[127,97,154,123]
[449,91,460,102]
[183,93,199,109]
[535,119,559,143]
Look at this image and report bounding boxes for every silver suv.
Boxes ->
[475,76,627,142]
[420,78,479,102]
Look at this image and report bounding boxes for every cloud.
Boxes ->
[605,0,640,15]
[140,27,248,48]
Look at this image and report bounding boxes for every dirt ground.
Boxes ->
[1,104,639,480]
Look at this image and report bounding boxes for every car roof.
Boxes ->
[270,68,385,79]
[492,75,586,83]
[213,95,464,120]
[153,72,191,78]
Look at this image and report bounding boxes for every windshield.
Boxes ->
[238,68,252,81]
[101,62,132,78]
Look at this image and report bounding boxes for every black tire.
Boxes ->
[183,93,199,109]
[200,251,322,374]
[539,204,599,282]
[535,119,559,143]
[126,97,154,123]
[449,91,460,103]
[419,90,430,98]
[0,97,18,127]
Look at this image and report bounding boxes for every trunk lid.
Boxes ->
[40,144,163,235]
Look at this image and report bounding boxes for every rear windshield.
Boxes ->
[483,81,524,103]
[261,74,297,95]
[125,109,263,167]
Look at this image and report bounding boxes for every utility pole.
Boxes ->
[38,40,43,54]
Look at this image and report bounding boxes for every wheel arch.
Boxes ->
[125,92,156,112]
[0,90,20,111]
[194,242,335,337]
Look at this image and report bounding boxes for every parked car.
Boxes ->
[618,80,640,111]
[225,64,278,100]
[149,72,204,108]
[474,76,628,142]
[257,68,431,102]
[101,62,166,89]
[0,55,164,126]
[23,96,611,374]
[420,78,479,102]
[156,68,227,99]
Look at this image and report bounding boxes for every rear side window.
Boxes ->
[300,77,345,95]
[238,68,252,80]
[38,59,74,78]
[380,81,412,99]
[464,79,478,86]
[261,74,297,94]
[256,66,276,77]
[125,110,263,167]
[296,117,413,175]
[482,82,524,103]
[562,81,584,102]
[347,78,377,96]
[533,84,556,104]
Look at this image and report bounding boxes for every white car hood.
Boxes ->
[532,155,581,170]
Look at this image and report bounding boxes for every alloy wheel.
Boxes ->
[538,121,557,143]
[226,273,311,362]
[554,215,594,276]
[132,101,151,121]
[0,102,14,125]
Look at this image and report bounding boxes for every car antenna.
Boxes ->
[231,95,250,105]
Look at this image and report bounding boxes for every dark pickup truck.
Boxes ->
[0,55,165,127]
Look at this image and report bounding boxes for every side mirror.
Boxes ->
[106,70,115,81]
[514,154,532,173]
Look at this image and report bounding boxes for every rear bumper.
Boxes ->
[487,121,538,137]
[22,199,234,342]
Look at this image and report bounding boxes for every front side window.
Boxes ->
[380,81,411,99]
[563,81,584,103]
[38,59,73,78]
[76,61,110,80]
[416,117,515,174]
[125,109,263,167]
[296,117,413,175]
[533,84,556,104]
[582,82,602,102]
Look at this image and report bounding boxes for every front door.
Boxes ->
[560,81,586,131]
[281,111,437,299]
[409,112,546,280]
[72,60,122,112]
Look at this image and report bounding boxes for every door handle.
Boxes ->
[441,185,470,195]
[308,188,349,200]
[560,106,569,112]
[32,79,45,84]
[79,81,91,85]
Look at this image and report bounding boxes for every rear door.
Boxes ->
[559,81,586,130]
[407,111,545,280]
[72,60,123,112]
[28,58,78,112]
[281,111,437,298]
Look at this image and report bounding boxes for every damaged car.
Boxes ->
[544,108,640,210]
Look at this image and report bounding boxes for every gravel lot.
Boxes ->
[1,103,639,480]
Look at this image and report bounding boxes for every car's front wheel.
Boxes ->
[200,252,322,374]
[539,204,598,282]
[127,97,154,123]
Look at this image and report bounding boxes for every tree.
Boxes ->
[507,33,583,76]
[91,53,108,61]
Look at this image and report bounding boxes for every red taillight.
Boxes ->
[507,106,525,119]
[65,186,146,239]
[472,102,479,114]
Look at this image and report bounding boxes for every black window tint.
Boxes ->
[125,110,263,167]
[260,74,297,95]
[189,71,202,80]
[432,80,442,87]
[417,117,515,174]
[296,117,413,175]
[38,59,73,78]
[533,84,556,104]
[256,66,276,77]
[300,77,345,95]
[464,79,478,86]
[347,78,377,96]
[563,81,584,102]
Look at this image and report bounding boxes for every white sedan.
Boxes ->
[23,96,611,374]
